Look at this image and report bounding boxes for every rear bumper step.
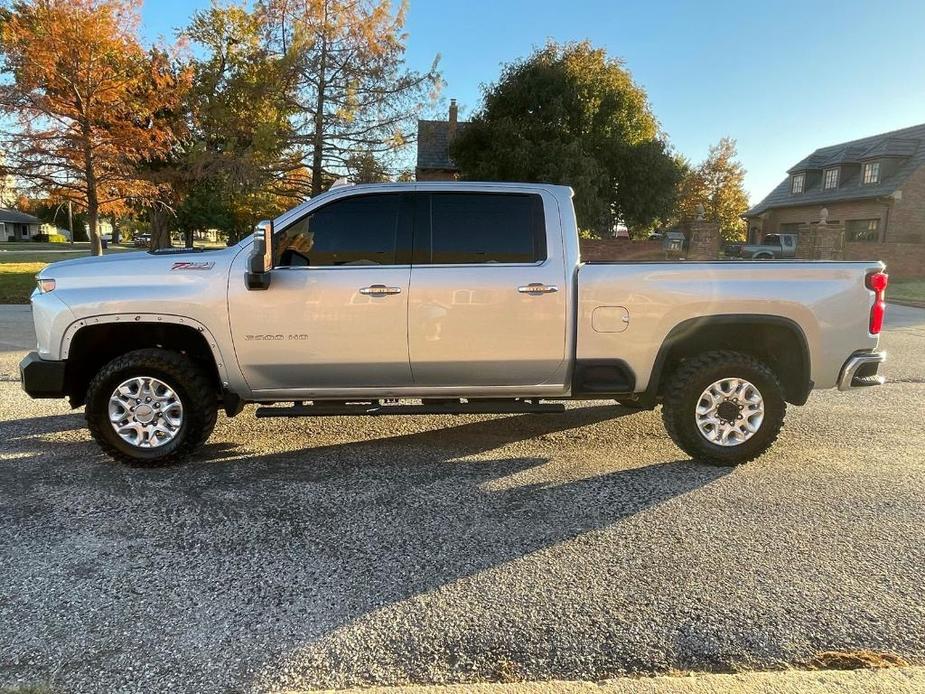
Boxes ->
[837,351,886,391]
[255,400,566,418]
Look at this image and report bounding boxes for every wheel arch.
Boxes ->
[643,314,812,406]
[61,315,228,407]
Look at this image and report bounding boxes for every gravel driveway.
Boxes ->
[1,305,924,693]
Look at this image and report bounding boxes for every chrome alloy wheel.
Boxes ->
[108,376,184,449]
[695,377,765,447]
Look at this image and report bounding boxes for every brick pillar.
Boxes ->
[798,223,845,259]
[816,223,845,259]
[685,221,721,260]
[796,224,816,258]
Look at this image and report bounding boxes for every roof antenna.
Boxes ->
[331,177,353,189]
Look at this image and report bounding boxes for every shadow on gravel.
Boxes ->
[0,405,731,690]
[0,412,85,442]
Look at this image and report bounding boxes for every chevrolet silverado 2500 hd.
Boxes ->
[20,182,887,466]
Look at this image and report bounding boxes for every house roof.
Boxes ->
[747,121,925,216]
[0,207,41,224]
[416,119,470,171]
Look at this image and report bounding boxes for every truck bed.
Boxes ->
[576,260,882,391]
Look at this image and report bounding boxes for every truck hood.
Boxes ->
[37,246,244,316]
[38,247,232,277]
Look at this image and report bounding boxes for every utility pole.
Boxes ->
[67,200,74,245]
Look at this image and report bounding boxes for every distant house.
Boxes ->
[85,218,114,241]
[415,99,470,181]
[746,122,925,246]
[0,207,41,241]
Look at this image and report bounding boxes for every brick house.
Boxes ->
[745,122,925,247]
[415,99,469,181]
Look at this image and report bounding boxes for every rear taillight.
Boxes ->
[866,271,888,335]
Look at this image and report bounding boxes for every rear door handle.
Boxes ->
[359,284,402,296]
[517,283,559,295]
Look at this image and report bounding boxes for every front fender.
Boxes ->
[60,313,233,387]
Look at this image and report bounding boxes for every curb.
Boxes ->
[308,667,925,694]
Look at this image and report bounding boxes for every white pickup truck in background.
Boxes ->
[21,182,887,466]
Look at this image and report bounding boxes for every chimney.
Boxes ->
[448,99,458,140]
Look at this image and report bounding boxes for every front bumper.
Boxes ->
[837,351,886,391]
[19,351,67,399]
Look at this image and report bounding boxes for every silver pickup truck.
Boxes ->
[729,233,799,260]
[20,182,887,467]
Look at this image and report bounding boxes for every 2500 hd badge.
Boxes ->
[244,334,309,341]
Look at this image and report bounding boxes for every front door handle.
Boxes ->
[359,284,402,296]
[517,283,559,295]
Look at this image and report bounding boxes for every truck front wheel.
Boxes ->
[85,348,217,465]
[661,350,785,466]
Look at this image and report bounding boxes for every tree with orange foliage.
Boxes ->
[0,0,189,255]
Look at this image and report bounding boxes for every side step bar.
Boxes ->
[255,400,566,418]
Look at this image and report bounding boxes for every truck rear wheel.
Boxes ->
[661,350,785,466]
[85,348,217,466]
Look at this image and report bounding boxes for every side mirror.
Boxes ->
[245,219,273,290]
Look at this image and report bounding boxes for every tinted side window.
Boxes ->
[276,194,401,267]
[427,193,546,264]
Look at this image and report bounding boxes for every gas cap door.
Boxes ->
[591,306,630,333]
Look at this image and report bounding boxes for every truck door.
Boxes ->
[407,190,569,388]
[782,234,796,257]
[228,192,413,393]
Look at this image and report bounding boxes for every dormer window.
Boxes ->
[791,173,805,194]
[863,161,880,184]
[824,168,839,190]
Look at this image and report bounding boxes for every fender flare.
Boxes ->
[640,314,813,406]
[60,313,231,386]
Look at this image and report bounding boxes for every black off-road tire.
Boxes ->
[661,350,785,466]
[85,348,217,466]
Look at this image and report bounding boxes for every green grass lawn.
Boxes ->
[890,278,925,304]
[0,247,137,264]
[0,262,46,303]
[0,241,84,251]
[0,251,91,264]
[0,248,140,303]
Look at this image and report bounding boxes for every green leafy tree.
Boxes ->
[181,3,309,242]
[450,41,682,235]
[174,177,235,246]
[676,137,749,241]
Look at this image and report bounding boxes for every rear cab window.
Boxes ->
[415,192,547,265]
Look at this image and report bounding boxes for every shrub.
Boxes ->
[33,233,69,243]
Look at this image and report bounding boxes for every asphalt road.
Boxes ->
[1,305,924,693]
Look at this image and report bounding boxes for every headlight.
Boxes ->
[36,277,56,293]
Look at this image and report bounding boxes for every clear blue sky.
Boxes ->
[142,0,925,204]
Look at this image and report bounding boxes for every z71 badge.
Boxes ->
[171,261,215,271]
